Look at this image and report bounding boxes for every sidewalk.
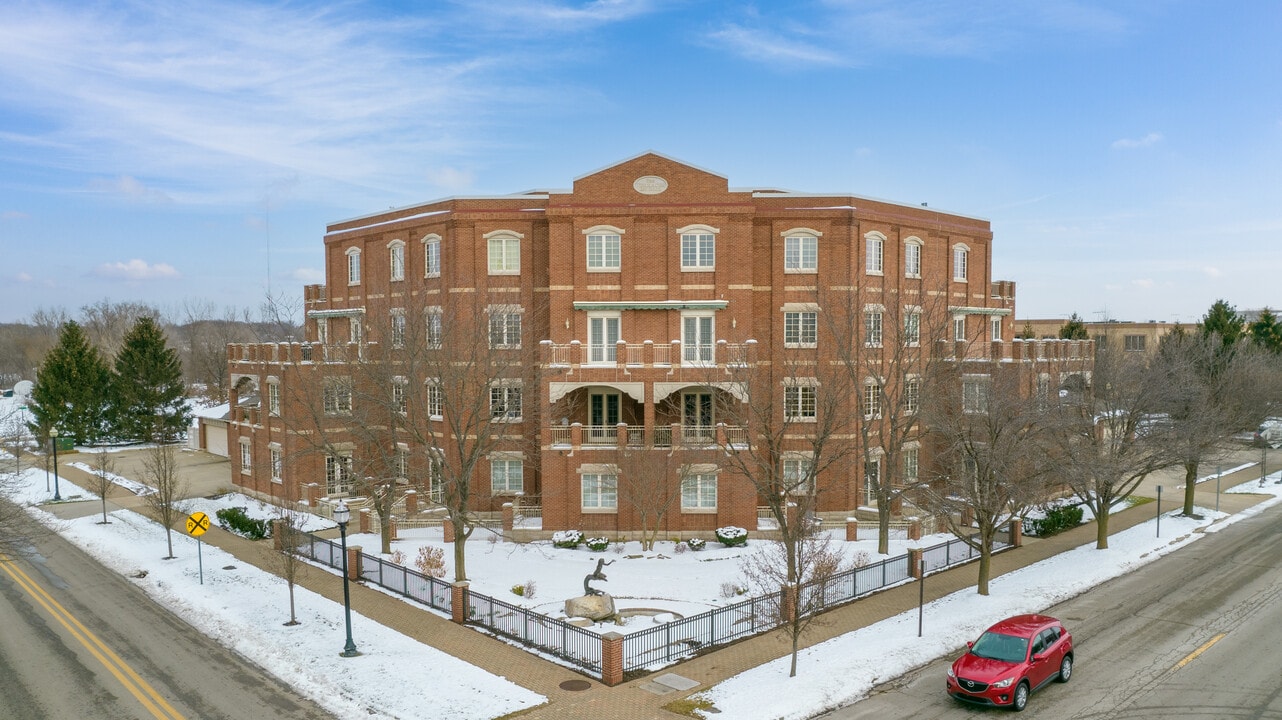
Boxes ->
[41,448,1282,720]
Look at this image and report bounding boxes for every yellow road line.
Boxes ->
[1175,633,1226,670]
[0,555,186,720]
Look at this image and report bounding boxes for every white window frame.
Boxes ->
[316,317,328,344]
[904,237,922,278]
[488,306,523,349]
[783,228,820,273]
[952,244,969,282]
[903,444,919,484]
[963,375,990,415]
[865,232,885,275]
[490,454,524,495]
[904,308,921,346]
[864,307,884,347]
[782,454,814,495]
[395,445,410,482]
[390,310,406,348]
[681,471,718,512]
[682,312,715,364]
[392,377,407,414]
[587,312,621,364]
[784,379,818,422]
[349,316,362,345]
[267,380,280,416]
[323,377,353,415]
[239,439,252,474]
[325,452,353,494]
[864,455,882,504]
[904,376,921,414]
[388,239,405,282]
[584,225,623,272]
[489,381,523,422]
[990,316,1002,342]
[954,315,966,342]
[863,379,882,418]
[427,380,444,419]
[422,234,441,278]
[426,308,442,349]
[346,247,361,285]
[678,224,718,271]
[485,230,522,275]
[581,471,618,512]
[783,308,817,348]
[269,444,283,483]
[1124,335,1146,352]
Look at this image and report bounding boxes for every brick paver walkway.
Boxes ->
[43,452,1279,720]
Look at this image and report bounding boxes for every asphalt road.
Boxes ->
[822,504,1282,719]
[0,525,336,720]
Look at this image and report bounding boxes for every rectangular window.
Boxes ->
[426,311,442,349]
[683,392,714,443]
[267,382,280,416]
[866,237,883,275]
[905,242,921,277]
[864,310,883,346]
[489,310,522,348]
[491,457,523,494]
[392,380,407,414]
[588,314,620,363]
[488,235,520,274]
[424,239,440,277]
[490,384,523,421]
[323,377,352,415]
[681,233,715,270]
[682,314,714,363]
[785,384,817,421]
[396,448,409,480]
[316,317,328,344]
[1124,335,1146,352]
[349,317,362,345]
[347,250,361,285]
[239,441,251,473]
[903,447,919,483]
[270,446,283,482]
[581,473,618,510]
[953,246,968,281]
[427,381,443,418]
[782,457,813,494]
[954,316,966,342]
[428,458,444,504]
[784,311,817,347]
[864,382,882,418]
[391,311,406,348]
[864,457,881,503]
[325,453,353,494]
[389,243,405,281]
[963,376,990,414]
[785,236,818,272]
[904,311,921,345]
[991,317,1002,342]
[681,474,718,510]
[904,378,920,414]
[587,233,621,270]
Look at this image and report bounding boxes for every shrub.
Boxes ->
[215,506,271,540]
[672,541,687,554]
[714,526,748,547]
[511,581,536,598]
[585,537,610,552]
[686,538,707,551]
[552,530,583,549]
[719,581,746,599]
[1024,505,1085,537]
[415,546,446,578]
[389,550,406,565]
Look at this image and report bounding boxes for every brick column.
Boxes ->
[908,518,922,541]
[779,583,797,623]
[451,581,469,624]
[502,503,514,531]
[961,506,974,528]
[1009,521,1023,548]
[272,519,285,551]
[388,516,398,541]
[404,490,418,515]
[601,632,624,686]
[306,482,321,506]
[845,517,858,542]
[908,548,924,579]
[443,518,455,543]
[785,502,799,532]
[347,545,362,581]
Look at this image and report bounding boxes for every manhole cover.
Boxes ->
[559,680,592,691]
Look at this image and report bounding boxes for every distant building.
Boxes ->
[1020,319,1192,356]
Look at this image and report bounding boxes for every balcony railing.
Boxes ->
[542,339,754,369]
[548,423,743,449]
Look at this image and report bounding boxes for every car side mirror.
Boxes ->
[967,641,974,649]
[1033,652,1047,662]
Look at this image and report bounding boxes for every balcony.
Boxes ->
[542,339,754,371]
[548,422,745,450]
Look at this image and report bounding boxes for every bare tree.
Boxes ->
[87,448,118,524]
[740,528,848,677]
[139,444,189,559]
[274,503,307,626]
[920,367,1052,594]
[78,299,162,360]
[613,434,690,551]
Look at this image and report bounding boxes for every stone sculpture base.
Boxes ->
[564,594,616,621]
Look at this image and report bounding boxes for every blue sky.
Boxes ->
[1,0,1279,325]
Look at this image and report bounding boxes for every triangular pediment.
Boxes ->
[564,151,735,204]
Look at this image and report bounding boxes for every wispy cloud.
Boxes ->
[1203,266,1223,278]
[1112,132,1164,149]
[88,175,173,203]
[15,272,32,282]
[1132,278,1155,289]
[455,0,656,30]
[706,24,848,66]
[2,210,29,220]
[92,259,180,281]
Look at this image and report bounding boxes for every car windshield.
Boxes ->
[971,631,1029,663]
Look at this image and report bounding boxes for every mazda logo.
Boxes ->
[963,680,976,689]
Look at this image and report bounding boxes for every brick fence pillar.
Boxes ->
[272,519,285,550]
[347,545,363,581]
[451,581,469,624]
[359,508,371,534]
[404,490,418,515]
[961,506,974,528]
[388,516,398,541]
[780,583,797,623]
[601,632,624,686]
[908,518,922,541]
[443,518,455,543]
[908,548,924,579]
[502,503,514,531]
[1009,521,1023,548]
[306,483,321,507]
[845,517,858,542]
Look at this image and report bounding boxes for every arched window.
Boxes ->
[782,227,822,273]
[388,239,405,282]
[421,233,441,277]
[677,224,719,271]
[904,236,923,278]
[485,230,522,275]
[952,243,970,282]
[865,231,885,275]
[584,225,624,271]
[345,247,361,285]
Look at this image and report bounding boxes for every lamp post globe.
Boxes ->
[334,501,359,657]
[50,427,62,501]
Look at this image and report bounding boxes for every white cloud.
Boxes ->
[2,210,29,219]
[1132,278,1155,289]
[1203,266,1223,278]
[1112,132,1164,149]
[290,267,325,284]
[15,272,32,282]
[706,24,848,66]
[424,165,475,193]
[92,259,180,281]
[88,175,173,203]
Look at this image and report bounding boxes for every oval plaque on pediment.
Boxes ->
[633,175,669,195]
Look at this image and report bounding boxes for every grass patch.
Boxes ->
[663,695,718,717]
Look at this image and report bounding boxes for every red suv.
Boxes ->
[946,614,1073,712]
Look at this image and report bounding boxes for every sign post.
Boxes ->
[186,511,211,585]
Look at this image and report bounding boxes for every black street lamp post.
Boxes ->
[333,501,360,657]
[50,428,62,501]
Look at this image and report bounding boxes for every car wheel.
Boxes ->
[1011,682,1029,712]
[1057,654,1073,683]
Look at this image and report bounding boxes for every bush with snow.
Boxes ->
[585,537,610,551]
[715,526,748,547]
[552,530,583,549]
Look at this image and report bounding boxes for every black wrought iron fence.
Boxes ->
[297,534,453,614]
[466,593,602,672]
[621,591,781,673]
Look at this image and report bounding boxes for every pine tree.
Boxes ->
[28,321,111,444]
[113,317,190,442]
[1200,299,1244,348]
[1249,308,1282,353]
[1059,313,1088,340]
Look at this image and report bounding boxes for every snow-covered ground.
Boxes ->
[5,440,1281,720]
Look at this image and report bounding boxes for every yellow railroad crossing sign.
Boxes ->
[186,511,211,537]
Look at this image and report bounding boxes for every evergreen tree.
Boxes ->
[1199,299,1244,348]
[28,321,111,444]
[1249,308,1282,353]
[1018,321,1036,340]
[113,317,190,442]
[1059,313,1088,340]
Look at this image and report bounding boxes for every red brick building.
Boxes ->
[226,153,1087,533]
